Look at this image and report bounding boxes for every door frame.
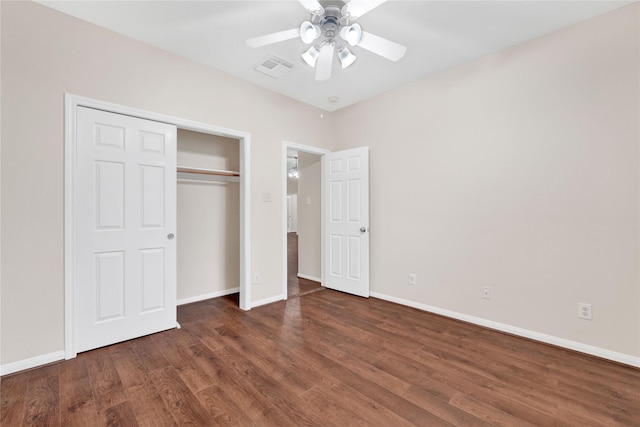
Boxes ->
[65,94,252,359]
[281,141,329,298]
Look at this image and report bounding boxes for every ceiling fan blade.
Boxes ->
[315,44,335,81]
[246,28,300,48]
[358,31,406,62]
[298,0,324,15]
[344,0,387,19]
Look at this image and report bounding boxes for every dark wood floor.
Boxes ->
[287,232,322,298]
[2,289,639,426]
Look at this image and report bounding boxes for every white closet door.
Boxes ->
[76,106,177,353]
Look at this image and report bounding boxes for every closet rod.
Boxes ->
[176,166,240,177]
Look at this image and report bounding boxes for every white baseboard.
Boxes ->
[297,273,322,283]
[370,292,640,368]
[251,294,285,308]
[177,287,240,306]
[1,350,65,376]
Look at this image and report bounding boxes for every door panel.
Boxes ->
[140,248,166,312]
[95,251,125,321]
[76,106,177,353]
[95,161,125,229]
[323,147,369,297]
[140,165,166,228]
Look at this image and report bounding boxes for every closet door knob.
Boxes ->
[167,233,175,240]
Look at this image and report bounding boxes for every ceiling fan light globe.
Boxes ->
[340,23,362,46]
[338,47,356,68]
[301,46,320,67]
[300,21,320,44]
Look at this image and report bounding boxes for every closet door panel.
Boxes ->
[76,106,177,353]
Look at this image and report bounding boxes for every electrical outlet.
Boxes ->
[254,273,261,284]
[481,287,491,300]
[578,303,592,320]
[408,273,417,285]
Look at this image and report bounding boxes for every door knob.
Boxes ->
[360,227,367,233]
[167,233,175,240]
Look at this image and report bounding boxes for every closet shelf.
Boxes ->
[177,166,240,183]
[177,166,239,176]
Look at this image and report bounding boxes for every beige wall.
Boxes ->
[177,130,239,301]
[0,1,332,365]
[332,4,640,358]
[297,152,322,280]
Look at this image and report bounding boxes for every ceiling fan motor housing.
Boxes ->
[310,1,353,45]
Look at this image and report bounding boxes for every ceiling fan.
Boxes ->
[246,0,407,81]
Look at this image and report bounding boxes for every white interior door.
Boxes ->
[287,194,298,233]
[323,147,369,297]
[75,106,177,353]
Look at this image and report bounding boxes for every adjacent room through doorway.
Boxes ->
[286,150,323,298]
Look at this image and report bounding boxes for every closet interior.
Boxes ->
[176,129,240,304]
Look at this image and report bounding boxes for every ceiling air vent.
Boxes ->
[255,55,293,78]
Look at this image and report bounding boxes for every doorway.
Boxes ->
[287,151,322,298]
[176,130,241,306]
[282,142,329,298]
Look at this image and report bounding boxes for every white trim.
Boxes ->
[281,141,330,300]
[65,93,252,361]
[297,273,322,283]
[64,96,77,360]
[1,351,65,377]
[239,135,251,311]
[371,292,640,368]
[252,294,286,308]
[177,288,240,306]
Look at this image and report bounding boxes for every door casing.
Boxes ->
[65,94,251,359]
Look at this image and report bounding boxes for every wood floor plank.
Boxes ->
[85,348,128,413]
[1,372,30,426]
[123,384,177,427]
[450,392,539,427]
[150,334,214,394]
[428,362,596,426]
[214,345,327,426]
[109,341,177,427]
[108,341,150,391]
[59,357,100,426]
[212,317,317,396]
[22,364,60,426]
[186,319,228,353]
[193,348,287,426]
[148,367,214,426]
[295,364,417,427]
[128,335,171,373]
[402,384,495,427]
[104,401,139,427]
[196,384,256,426]
[300,384,385,427]
[295,344,455,426]
[291,311,416,396]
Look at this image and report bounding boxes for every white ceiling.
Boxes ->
[37,0,633,112]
